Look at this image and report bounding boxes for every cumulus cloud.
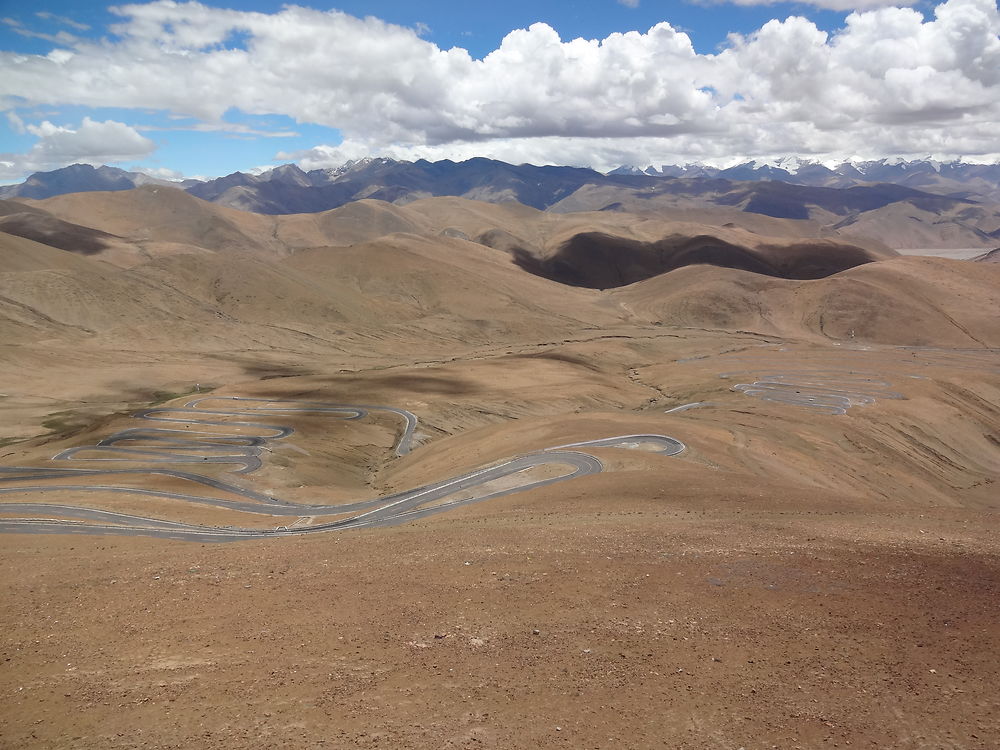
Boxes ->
[1,0,998,172]
[715,0,917,9]
[0,117,156,180]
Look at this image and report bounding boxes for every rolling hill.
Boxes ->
[2,185,986,356]
[612,255,1000,346]
[2,166,999,750]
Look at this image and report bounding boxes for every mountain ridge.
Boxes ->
[3,158,999,250]
[5,156,1000,206]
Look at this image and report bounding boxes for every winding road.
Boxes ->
[0,396,684,542]
[726,371,905,415]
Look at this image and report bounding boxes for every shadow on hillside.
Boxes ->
[205,354,480,398]
[0,213,119,256]
[510,350,605,372]
[512,232,877,289]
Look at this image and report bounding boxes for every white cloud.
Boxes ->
[35,11,90,32]
[131,165,186,180]
[0,116,156,180]
[279,130,1000,174]
[3,15,81,45]
[6,111,25,134]
[618,0,641,8]
[134,121,299,137]
[0,0,998,173]
[717,0,917,9]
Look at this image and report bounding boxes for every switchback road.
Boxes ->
[0,397,684,542]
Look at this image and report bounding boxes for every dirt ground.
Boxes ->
[2,490,999,749]
[2,327,999,749]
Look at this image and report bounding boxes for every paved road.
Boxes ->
[727,371,905,414]
[0,397,683,542]
[548,434,685,455]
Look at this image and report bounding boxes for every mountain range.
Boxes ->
[609,158,1000,202]
[0,163,202,200]
[0,159,623,211]
[3,155,1000,729]
[5,157,999,203]
[2,158,999,249]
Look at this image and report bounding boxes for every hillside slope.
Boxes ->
[613,256,1000,346]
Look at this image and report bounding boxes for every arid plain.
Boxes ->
[1,185,999,749]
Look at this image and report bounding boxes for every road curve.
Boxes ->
[727,371,905,415]
[0,397,684,542]
[547,434,685,456]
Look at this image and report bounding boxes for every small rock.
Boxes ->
[532,628,540,635]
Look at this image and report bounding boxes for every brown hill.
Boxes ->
[281,232,612,335]
[830,201,1000,249]
[26,188,895,277]
[0,228,104,273]
[399,197,894,287]
[0,231,114,344]
[0,198,167,267]
[0,210,136,258]
[514,231,882,288]
[551,180,1000,250]
[2,190,989,353]
[273,199,432,250]
[0,198,46,217]
[4,176,1000,750]
[0,222,613,357]
[29,185,284,257]
[613,255,1000,346]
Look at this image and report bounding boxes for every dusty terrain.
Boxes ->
[1,188,999,748]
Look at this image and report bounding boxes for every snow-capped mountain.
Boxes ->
[3,157,999,214]
[607,159,1000,202]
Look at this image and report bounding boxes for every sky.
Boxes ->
[0,0,998,182]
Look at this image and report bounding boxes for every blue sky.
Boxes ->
[0,0,834,179]
[0,0,857,58]
[1,0,997,182]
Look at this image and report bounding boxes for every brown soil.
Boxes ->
[3,490,998,749]
[1,191,999,748]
